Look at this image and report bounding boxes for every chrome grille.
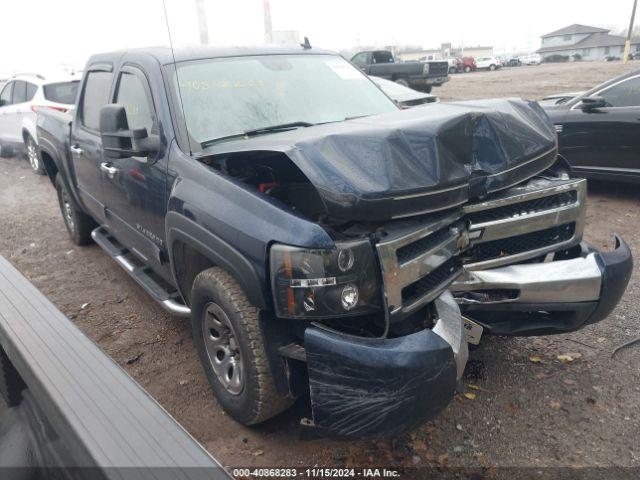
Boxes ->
[376,178,586,318]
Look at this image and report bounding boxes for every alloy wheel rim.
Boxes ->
[28,142,39,171]
[61,190,75,233]
[202,302,244,395]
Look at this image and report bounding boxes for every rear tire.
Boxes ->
[464,66,472,73]
[25,136,45,175]
[0,347,26,408]
[448,66,457,74]
[55,174,95,245]
[191,267,293,425]
[489,64,496,71]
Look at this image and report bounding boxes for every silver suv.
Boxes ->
[0,73,79,174]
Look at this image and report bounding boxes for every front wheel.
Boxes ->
[448,66,457,74]
[464,66,472,73]
[489,64,496,71]
[191,267,294,425]
[55,174,95,245]
[26,136,45,175]
[394,78,410,87]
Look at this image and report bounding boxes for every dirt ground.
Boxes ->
[1,61,639,473]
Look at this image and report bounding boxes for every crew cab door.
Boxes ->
[70,64,114,222]
[561,74,640,178]
[101,66,167,270]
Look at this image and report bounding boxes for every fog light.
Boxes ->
[337,248,355,272]
[341,284,359,310]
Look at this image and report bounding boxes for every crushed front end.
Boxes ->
[268,169,631,439]
[212,99,631,439]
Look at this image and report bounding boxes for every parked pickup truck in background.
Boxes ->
[351,50,449,92]
[36,45,632,439]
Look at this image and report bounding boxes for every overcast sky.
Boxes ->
[1,0,636,72]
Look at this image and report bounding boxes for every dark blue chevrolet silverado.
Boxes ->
[36,45,632,439]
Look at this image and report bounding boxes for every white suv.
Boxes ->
[0,73,79,174]
[475,56,502,71]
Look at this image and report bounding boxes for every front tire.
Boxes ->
[191,267,293,425]
[55,174,95,245]
[489,64,496,71]
[448,66,457,74]
[394,78,410,87]
[464,66,472,73]
[26,136,45,175]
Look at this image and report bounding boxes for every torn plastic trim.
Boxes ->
[305,291,467,439]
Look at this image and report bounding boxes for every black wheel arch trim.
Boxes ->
[166,211,267,309]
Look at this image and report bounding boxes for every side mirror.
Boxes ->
[99,104,160,160]
[580,96,606,111]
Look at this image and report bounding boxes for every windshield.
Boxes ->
[169,54,398,149]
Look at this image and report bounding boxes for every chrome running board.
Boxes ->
[91,227,191,317]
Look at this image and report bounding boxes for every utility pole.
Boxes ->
[195,0,209,45]
[623,0,638,63]
[263,0,273,44]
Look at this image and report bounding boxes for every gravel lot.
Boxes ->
[0,61,639,474]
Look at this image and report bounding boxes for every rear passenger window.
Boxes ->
[80,71,113,130]
[115,72,155,132]
[11,81,27,104]
[25,82,37,102]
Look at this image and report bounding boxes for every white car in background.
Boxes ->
[475,56,502,71]
[519,54,542,65]
[0,73,79,174]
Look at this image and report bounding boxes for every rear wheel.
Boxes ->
[25,136,45,175]
[464,66,472,73]
[489,64,496,71]
[55,174,95,245]
[448,66,457,74]
[191,267,293,425]
[0,347,26,408]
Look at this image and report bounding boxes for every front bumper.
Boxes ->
[304,291,467,439]
[449,235,632,336]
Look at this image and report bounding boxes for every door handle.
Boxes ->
[100,162,119,179]
[70,145,83,156]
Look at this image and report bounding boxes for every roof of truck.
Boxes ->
[87,45,337,66]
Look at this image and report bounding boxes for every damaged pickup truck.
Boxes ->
[36,46,632,439]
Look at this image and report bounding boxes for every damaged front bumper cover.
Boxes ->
[450,235,633,336]
[304,291,468,439]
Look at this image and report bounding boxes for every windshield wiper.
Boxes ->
[243,121,315,136]
[200,121,315,149]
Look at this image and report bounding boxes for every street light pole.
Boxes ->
[623,0,638,63]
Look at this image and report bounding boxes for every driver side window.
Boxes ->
[599,76,640,107]
[114,71,155,133]
[352,53,369,68]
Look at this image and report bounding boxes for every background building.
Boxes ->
[398,43,493,61]
[537,24,640,60]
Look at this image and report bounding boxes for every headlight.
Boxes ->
[423,63,430,75]
[270,240,381,319]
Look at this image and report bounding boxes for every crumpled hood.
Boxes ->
[200,98,557,221]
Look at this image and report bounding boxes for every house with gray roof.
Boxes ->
[537,24,640,60]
